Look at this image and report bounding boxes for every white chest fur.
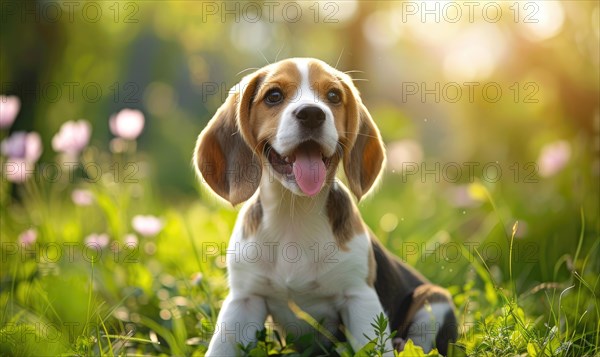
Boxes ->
[226,181,371,338]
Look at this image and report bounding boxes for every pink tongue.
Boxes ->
[292,145,326,196]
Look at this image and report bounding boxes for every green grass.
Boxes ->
[1,147,599,357]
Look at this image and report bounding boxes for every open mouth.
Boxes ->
[265,141,332,196]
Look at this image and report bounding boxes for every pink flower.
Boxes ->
[1,131,42,162]
[110,109,145,140]
[0,95,21,129]
[52,120,91,155]
[386,139,423,173]
[447,185,480,208]
[72,189,94,206]
[123,234,138,247]
[132,215,163,237]
[1,132,42,183]
[538,140,571,177]
[85,233,110,248]
[3,159,35,183]
[18,229,37,246]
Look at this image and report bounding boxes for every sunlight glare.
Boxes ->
[520,1,565,42]
[443,24,507,81]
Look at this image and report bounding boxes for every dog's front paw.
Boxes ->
[205,342,240,357]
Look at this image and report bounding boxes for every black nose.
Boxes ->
[295,106,325,129]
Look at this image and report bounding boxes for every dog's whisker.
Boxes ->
[334,47,345,69]
[339,131,381,140]
[290,192,295,221]
[336,144,345,158]
[274,43,285,62]
[258,49,271,65]
[236,67,261,77]
[253,138,271,157]
[336,141,349,151]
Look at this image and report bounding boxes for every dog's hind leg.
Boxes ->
[401,284,457,355]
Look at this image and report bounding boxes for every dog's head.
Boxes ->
[194,58,385,205]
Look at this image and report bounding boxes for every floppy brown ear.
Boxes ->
[343,102,386,200]
[194,74,263,205]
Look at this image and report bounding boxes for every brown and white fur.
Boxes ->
[194,58,457,356]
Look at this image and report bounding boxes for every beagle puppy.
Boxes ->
[194,58,457,356]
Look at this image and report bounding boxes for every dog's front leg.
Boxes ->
[340,285,394,355]
[206,294,267,356]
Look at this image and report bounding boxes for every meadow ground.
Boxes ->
[1,140,598,356]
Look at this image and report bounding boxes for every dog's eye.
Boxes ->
[265,89,284,105]
[327,90,341,104]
